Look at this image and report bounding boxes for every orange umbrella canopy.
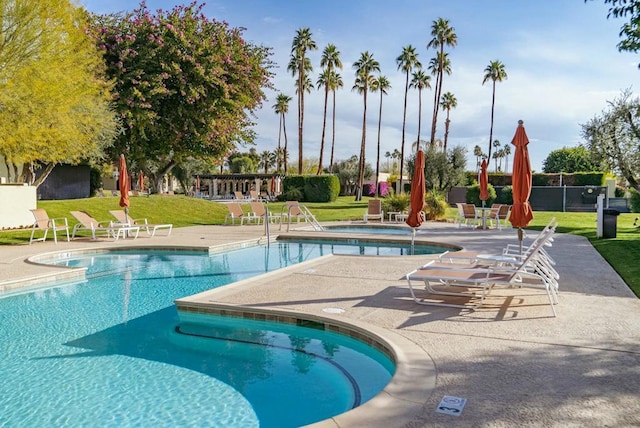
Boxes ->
[406,149,425,228]
[479,159,489,202]
[509,120,534,228]
[118,154,130,209]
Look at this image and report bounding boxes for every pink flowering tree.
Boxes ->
[89,2,273,191]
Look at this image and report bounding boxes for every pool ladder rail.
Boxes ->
[279,202,324,232]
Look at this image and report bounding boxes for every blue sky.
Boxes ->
[81,0,638,172]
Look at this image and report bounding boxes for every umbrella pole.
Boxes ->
[518,227,523,255]
[411,228,416,255]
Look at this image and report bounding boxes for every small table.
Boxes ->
[388,211,408,222]
[477,254,519,266]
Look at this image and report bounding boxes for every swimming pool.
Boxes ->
[0,243,405,427]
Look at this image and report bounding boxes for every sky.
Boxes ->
[80,0,638,173]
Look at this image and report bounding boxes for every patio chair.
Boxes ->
[497,204,511,229]
[224,202,250,225]
[249,201,282,225]
[407,225,559,316]
[460,203,479,228]
[486,204,503,229]
[234,191,248,201]
[70,211,139,240]
[281,201,307,224]
[29,209,70,244]
[109,210,173,237]
[363,199,384,223]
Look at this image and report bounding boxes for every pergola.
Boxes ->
[193,173,285,199]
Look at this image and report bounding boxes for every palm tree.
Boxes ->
[440,91,457,152]
[409,69,431,151]
[392,148,401,175]
[482,60,508,161]
[427,18,457,146]
[384,150,391,172]
[492,140,501,171]
[352,51,380,201]
[473,145,484,171]
[395,45,421,193]
[371,75,391,197]
[288,27,317,174]
[316,44,342,175]
[259,150,275,174]
[328,71,343,172]
[273,93,292,174]
[503,144,512,173]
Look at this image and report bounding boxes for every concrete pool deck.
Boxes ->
[1,222,640,427]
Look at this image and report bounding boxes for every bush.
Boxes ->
[466,183,497,206]
[424,191,448,220]
[279,187,303,201]
[630,188,640,213]
[362,182,376,197]
[496,185,513,205]
[303,175,340,202]
[381,192,410,213]
[378,182,391,197]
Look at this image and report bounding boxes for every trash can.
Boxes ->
[602,208,620,238]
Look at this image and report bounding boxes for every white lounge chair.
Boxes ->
[249,201,282,224]
[70,211,139,240]
[364,199,384,223]
[224,202,250,225]
[29,209,70,244]
[406,228,559,316]
[109,210,172,237]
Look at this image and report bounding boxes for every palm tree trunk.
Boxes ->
[276,114,283,171]
[430,71,440,146]
[417,88,422,149]
[488,81,496,160]
[443,111,450,152]
[298,73,304,175]
[356,90,368,201]
[375,90,383,197]
[318,85,329,175]
[399,72,409,193]
[330,89,336,172]
[283,113,289,174]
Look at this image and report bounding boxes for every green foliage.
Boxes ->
[381,192,410,213]
[328,156,372,195]
[303,175,340,202]
[629,188,640,213]
[582,90,640,190]
[408,145,466,192]
[281,175,305,201]
[466,183,497,206]
[89,166,103,196]
[424,191,448,220]
[89,2,273,188]
[496,185,513,205]
[229,156,256,173]
[0,0,118,185]
[542,146,598,173]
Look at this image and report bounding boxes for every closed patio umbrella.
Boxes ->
[118,154,130,224]
[509,120,534,251]
[138,172,145,193]
[406,149,425,251]
[479,159,489,204]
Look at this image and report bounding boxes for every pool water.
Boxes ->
[324,225,413,235]
[0,243,399,428]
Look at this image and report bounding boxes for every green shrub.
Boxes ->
[424,191,448,220]
[381,192,410,213]
[630,188,640,213]
[279,187,303,201]
[466,183,497,206]
[496,185,513,205]
[303,175,340,202]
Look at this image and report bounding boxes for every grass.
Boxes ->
[3,195,639,297]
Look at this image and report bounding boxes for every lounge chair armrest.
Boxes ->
[50,217,69,227]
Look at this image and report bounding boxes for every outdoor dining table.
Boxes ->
[475,206,492,230]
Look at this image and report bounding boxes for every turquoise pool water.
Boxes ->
[323,225,413,235]
[0,242,408,427]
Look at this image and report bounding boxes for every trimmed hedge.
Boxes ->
[282,174,340,202]
[465,172,607,186]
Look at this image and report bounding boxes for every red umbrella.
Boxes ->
[509,120,534,249]
[118,154,130,222]
[406,149,425,229]
[479,159,489,203]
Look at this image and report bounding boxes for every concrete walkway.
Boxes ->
[1,222,639,427]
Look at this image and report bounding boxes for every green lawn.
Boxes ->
[3,195,639,297]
